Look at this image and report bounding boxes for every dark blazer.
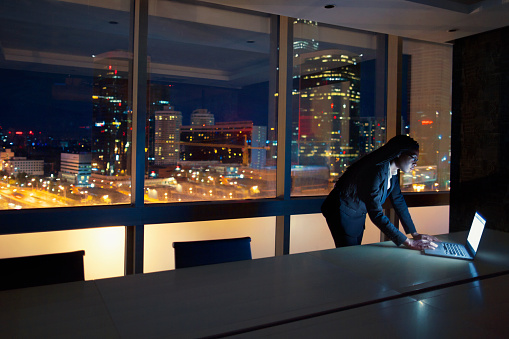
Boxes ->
[322,162,416,246]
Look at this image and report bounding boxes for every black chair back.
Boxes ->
[173,237,252,269]
[0,250,85,291]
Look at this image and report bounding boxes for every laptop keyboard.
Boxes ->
[443,243,467,257]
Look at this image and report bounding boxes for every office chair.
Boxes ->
[173,237,252,269]
[0,250,85,291]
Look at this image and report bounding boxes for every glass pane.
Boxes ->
[0,0,132,210]
[145,1,276,203]
[0,226,125,280]
[401,39,452,192]
[291,206,449,254]
[144,217,276,272]
[290,213,381,254]
[292,21,386,196]
[400,206,449,236]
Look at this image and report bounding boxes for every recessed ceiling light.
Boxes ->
[324,4,335,9]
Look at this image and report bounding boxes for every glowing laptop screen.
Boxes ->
[467,212,486,253]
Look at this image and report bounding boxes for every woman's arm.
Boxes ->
[390,179,440,249]
[362,166,409,246]
[388,176,416,234]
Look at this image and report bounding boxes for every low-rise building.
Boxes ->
[60,153,92,187]
[3,157,44,176]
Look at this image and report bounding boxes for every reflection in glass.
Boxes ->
[145,1,275,203]
[0,0,132,209]
[0,226,125,280]
[401,39,452,192]
[292,21,386,196]
[144,217,276,272]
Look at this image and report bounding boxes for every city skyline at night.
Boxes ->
[0,2,452,211]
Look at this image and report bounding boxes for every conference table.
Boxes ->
[1,229,509,338]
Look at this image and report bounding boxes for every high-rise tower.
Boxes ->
[154,106,182,166]
[91,51,131,177]
[293,49,363,178]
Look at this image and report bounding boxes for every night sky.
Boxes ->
[1,56,397,141]
[0,68,269,140]
[0,69,93,139]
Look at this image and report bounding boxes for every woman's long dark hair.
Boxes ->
[334,135,419,199]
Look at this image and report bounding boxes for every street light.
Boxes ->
[58,185,67,201]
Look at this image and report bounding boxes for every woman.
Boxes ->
[321,135,439,250]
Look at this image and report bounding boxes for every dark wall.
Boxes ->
[450,26,509,233]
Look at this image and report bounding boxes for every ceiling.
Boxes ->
[0,0,507,88]
[202,0,509,43]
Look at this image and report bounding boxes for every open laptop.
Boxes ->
[423,212,486,260]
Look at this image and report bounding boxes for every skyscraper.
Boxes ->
[154,106,182,166]
[251,126,267,169]
[147,85,174,166]
[92,52,172,177]
[293,49,363,178]
[91,51,131,178]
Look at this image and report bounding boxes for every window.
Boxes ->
[0,1,451,268]
[401,39,452,192]
[291,21,386,196]
[0,226,125,280]
[0,0,132,209]
[144,217,276,272]
[145,0,276,203]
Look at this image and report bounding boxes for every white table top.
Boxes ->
[94,252,398,338]
[239,274,509,338]
[0,281,119,338]
[309,229,509,293]
[1,229,508,338]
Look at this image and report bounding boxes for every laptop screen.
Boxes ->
[466,212,486,253]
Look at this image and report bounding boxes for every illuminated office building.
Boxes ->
[92,52,172,176]
[180,121,267,167]
[91,51,131,178]
[147,87,174,166]
[60,153,92,187]
[154,106,182,166]
[355,118,386,154]
[293,19,319,53]
[293,49,365,178]
[3,157,44,176]
[251,126,267,169]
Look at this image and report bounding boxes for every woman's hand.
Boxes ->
[411,232,441,243]
[403,237,438,250]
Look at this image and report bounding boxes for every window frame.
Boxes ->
[0,1,449,274]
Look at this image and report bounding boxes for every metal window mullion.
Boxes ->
[275,16,293,256]
[131,0,148,208]
[126,0,148,275]
[386,34,402,140]
[384,34,403,240]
